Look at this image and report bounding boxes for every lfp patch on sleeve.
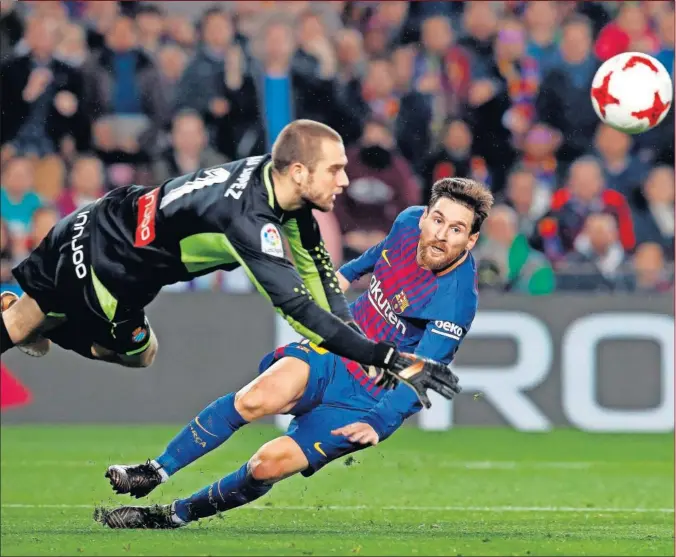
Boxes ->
[260,223,284,258]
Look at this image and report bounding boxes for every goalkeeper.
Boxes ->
[98,178,493,529]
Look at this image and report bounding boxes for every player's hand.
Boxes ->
[384,352,462,409]
[331,422,380,446]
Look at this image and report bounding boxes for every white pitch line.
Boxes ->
[1,504,673,513]
[3,460,653,470]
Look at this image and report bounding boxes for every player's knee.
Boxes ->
[234,386,269,421]
[248,447,288,483]
[248,438,308,483]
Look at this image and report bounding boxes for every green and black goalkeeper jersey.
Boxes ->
[86,154,379,363]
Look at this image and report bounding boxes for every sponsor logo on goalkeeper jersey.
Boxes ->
[260,223,284,258]
[431,320,464,340]
[71,210,90,279]
[367,275,407,334]
[224,156,264,199]
[134,188,160,247]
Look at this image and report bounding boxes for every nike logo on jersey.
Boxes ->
[313,442,327,457]
[194,416,218,438]
[382,249,391,266]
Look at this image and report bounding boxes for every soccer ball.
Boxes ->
[590,52,673,135]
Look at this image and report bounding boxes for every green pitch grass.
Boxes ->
[1,426,673,556]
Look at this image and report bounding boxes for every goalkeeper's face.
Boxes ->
[417,198,479,271]
[301,139,349,212]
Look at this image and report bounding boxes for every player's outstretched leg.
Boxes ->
[105,356,310,497]
[1,292,51,357]
[98,436,308,529]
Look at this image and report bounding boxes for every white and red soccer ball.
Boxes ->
[590,52,673,135]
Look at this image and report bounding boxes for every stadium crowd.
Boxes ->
[1,0,674,295]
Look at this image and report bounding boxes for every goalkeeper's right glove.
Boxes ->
[371,342,462,409]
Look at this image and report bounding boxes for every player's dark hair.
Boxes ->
[272,120,343,174]
[428,178,494,234]
[562,13,593,35]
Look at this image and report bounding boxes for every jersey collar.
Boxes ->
[435,250,469,277]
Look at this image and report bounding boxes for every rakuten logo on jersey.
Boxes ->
[224,156,265,199]
[367,275,407,335]
[432,320,464,340]
[135,188,160,247]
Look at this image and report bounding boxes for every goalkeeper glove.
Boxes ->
[370,342,462,408]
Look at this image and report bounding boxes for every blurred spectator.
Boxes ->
[536,15,600,166]
[334,117,420,260]
[501,167,549,237]
[459,2,499,74]
[632,165,675,259]
[461,6,517,192]
[0,218,15,285]
[420,117,492,200]
[474,204,555,295]
[0,157,41,257]
[245,17,358,154]
[83,14,168,158]
[335,27,367,82]
[164,14,197,51]
[174,8,237,119]
[391,43,416,95]
[81,0,119,53]
[593,124,649,198]
[1,0,24,62]
[56,155,105,217]
[152,109,225,186]
[363,1,410,51]
[514,122,561,193]
[412,15,472,130]
[55,21,89,68]
[135,4,165,58]
[532,156,636,264]
[594,3,659,62]
[656,6,674,78]
[157,44,188,108]
[0,13,90,158]
[33,155,66,205]
[556,212,634,292]
[523,1,559,77]
[632,242,673,293]
[28,206,59,250]
[356,55,432,168]
[491,16,540,150]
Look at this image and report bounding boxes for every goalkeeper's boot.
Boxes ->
[1,291,50,357]
[96,502,184,529]
[105,459,166,498]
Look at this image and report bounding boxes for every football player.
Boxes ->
[97,177,493,529]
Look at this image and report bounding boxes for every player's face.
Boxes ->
[302,139,349,212]
[417,198,479,271]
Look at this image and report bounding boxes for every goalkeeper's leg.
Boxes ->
[105,355,311,497]
[99,436,309,528]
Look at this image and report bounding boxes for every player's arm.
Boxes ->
[225,217,394,367]
[282,209,352,322]
[360,314,472,441]
[337,237,387,286]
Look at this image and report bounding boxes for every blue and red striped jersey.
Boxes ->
[338,206,479,438]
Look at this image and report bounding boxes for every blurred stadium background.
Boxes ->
[0,1,674,555]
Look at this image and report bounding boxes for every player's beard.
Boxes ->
[416,239,464,272]
[301,174,332,212]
